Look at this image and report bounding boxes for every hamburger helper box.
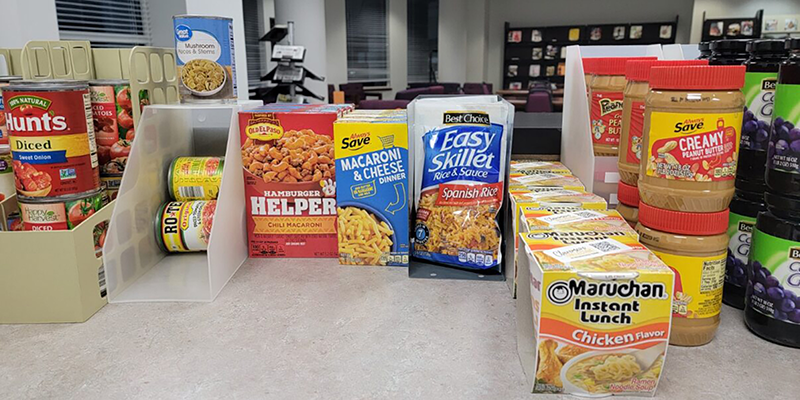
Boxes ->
[238,104,351,257]
[516,230,674,397]
[334,112,410,266]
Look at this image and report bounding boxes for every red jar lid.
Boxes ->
[625,59,709,82]
[649,65,745,90]
[594,57,657,76]
[617,181,640,207]
[638,202,729,235]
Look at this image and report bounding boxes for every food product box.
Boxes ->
[516,231,674,397]
[505,188,608,297]
[239,104,345,257]
[508,173,585,189]
[334,114,410,266]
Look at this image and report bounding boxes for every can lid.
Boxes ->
[617,181,640,207]
[625,59,709,82]
[710,39,749,53]
[786,38,800,51]
[638,202,729,235]
[593,57,657,76]
[649,65,745,90]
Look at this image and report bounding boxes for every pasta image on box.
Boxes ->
[239,104,347,258]
[334,113,410,266]
[516,232,674,397]
[409,96,514,272]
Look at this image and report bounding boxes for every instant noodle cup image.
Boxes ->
[515,231,674,396]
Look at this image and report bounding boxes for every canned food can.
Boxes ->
[155,200,216,252]
[0,76,23,145]
[0,145,13,201]
[89,80,133,175]
[18,188,105,231]
[168,156,224,201]
[100,173,123,201]
[173,15,237,103]
[4,80,101,198]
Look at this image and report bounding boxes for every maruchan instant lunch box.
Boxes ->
[155,200,217,252]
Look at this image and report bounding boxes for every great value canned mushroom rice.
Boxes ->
[18,188,105,231]
[3,81,100,198]
[155,200,217,252]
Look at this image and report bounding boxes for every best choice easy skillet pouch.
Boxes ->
[409,96,514,271]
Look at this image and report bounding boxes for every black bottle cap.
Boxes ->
[747,39,787,54]
[787,38,800,51]
[711,39,750,53]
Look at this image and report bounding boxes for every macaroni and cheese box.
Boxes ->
[334,114,410,266]
[505,189,608,297]
[516,232,674,397]
[239,104,349,258]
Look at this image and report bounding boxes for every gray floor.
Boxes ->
[1,259,798,400]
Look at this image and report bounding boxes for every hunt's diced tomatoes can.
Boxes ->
[3,81,100,198]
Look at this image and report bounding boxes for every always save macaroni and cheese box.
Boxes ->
[239,104,349,258]
[334,112,410,266]
[516,232,674,397]
[505,188,608,297]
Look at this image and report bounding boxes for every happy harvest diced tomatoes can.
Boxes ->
[17,188,106,231]
[3,80,101,198]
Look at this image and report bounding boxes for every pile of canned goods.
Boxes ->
[155,156,224,253]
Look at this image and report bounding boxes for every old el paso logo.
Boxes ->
[443,111,490,125]
[762,78,777,91]
[246,115,283,141]
[674,118,704,133]
[341,132,370,150]
[546,278,668,325]
[598,98,622,116]
[6,95,67,132]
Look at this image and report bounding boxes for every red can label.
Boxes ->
[590,91,623,146]
[625,101,646,163]
[90,84,134,175]
[5,88,100,197]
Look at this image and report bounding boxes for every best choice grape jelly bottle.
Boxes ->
[766,39,800,195]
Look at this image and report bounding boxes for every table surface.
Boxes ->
[2,259,798,399]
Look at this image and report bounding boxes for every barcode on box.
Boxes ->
[178,186,205,199]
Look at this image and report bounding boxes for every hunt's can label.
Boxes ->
[156,200,216,252]
[4,81,100,198]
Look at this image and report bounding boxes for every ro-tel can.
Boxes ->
[168,156,224,201]
[18,188,105,231]
[89,80,133,175]
[0,145,13,201]
[4,81,100,198]
[100,173,123,201]
[173,15,237,103]
[0,76,23,146]
[155,200,217,252]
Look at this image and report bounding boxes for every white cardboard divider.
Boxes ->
[561,45,664,204]
[103,101,260,302]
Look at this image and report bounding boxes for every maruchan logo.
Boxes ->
[443,112,490,125]
[175,24,193,41]
[762,79,777,91]
[790,247,800,260]
[738,221,754,233]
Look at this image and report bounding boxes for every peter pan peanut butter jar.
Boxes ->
[618,59,708,185]
[636,202,730,346]
[639,65,746,212]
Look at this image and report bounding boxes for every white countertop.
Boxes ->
[1,258,798,399]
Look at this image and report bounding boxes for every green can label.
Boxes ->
[726,212,754,289]
[746,228,800,323]
[767,83,800,173]
[741,72,776,151]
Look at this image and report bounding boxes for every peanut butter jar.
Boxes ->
[589,57,656,157]
[635,202,729,346]
[639,65,746,212]
[619,59,708,185]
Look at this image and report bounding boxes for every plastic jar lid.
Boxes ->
[638,202,729,235]
[625,59,709,82]
[593,56,657,76]
[617,181,640,207]
[649,65,746,90]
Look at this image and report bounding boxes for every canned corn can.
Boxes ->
[168,156,224,201]
[18,188,105,231]
[173,15,237,103]
[155,200,216,252]
[89,80,134,175]
[4,80,101,198]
